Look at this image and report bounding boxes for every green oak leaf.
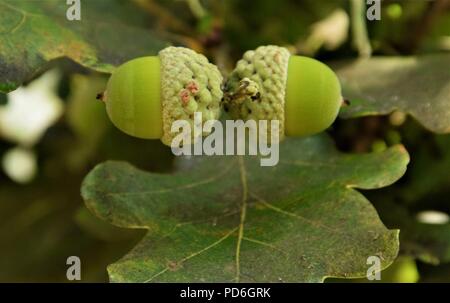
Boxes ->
[81,135,409,282]
[0,0,167,93]
[335,55,450,134]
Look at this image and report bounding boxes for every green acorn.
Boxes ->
[102,46,223,146]
[224,45,342,140]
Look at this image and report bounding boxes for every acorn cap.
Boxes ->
[225,45,342,140]
[159,47,223,145]
[105,47,223,146]
[226,45,290,140]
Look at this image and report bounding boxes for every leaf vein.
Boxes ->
[235,156,248,282]
[106,164,234,197]
[242,237,287,255]
[251,193,339,234]
[144,227,238,283]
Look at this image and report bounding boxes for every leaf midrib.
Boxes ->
[140,156,248,282]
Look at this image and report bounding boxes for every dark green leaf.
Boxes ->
[336,55,450,133]
[81,135,409,282]
[0,0,168,93]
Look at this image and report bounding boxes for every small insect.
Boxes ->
[222,77,260,110]
[96,92,105,102]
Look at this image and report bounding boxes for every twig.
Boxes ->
[132,0,192,35]
[186,0,207,19]
[350,0,372,58]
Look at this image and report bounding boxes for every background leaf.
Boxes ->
[0,0,168,93]
[375,200,450,265]
[82,135,409,282]
[336,55,450,133]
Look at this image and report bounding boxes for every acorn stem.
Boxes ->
[96,92,106,102]
[341,98,351,107]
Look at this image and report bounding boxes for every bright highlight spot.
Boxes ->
[416,210,449,225]
[303,9,349,54]
[0,70,64,146]
[2,147,37,184]
[387,4,402,19]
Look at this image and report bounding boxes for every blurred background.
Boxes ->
[0,0,450,282]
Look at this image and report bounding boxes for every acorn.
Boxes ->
[102,46,223,146]
[224,45,342,140]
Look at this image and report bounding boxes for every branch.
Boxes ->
[350,0,372,58]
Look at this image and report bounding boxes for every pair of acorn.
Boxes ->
[102,45,342,146]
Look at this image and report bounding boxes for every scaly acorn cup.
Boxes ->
[101,46,223,146]
[224,45,342,141]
